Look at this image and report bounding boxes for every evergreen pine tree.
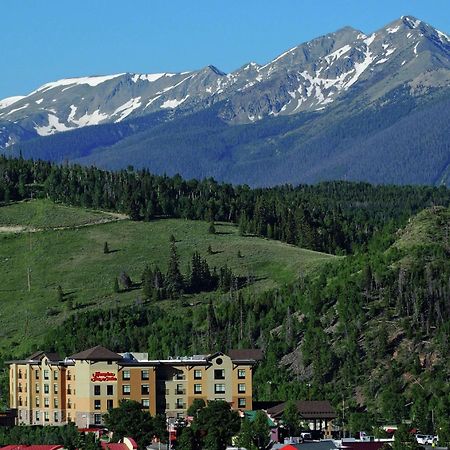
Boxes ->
[166,242,184,297]
[113,277,120,293]
[56,285,64,302]
[104,241,110,254]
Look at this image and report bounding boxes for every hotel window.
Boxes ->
[107,385,114,395]
[194,370,202,380]
[53,384,58,394]
[238,383,246,393]
[142,399,150,408]
[54,398,59,408]
[238,369,246,379]
[176,384,185,395]
[44,397,49,407]
[176,399,185,409]
[107,399,114,410]
[35,397,40,407]
[122,370,130,380]
[54,412,58,422]
[18,397,23,407]
[214,384,225,394]
[175,372,185,380]
[122,385,131,395]
[141,370,149,380]
[35,411,40,422]
[18,383,22,393]
[238,398,246,408]
[67,384,72,395]
[35,383,40,393]
[53,371,58,380]
[94,414,102,425]
[44,412,49,422]
[18,370,22,379]
[67,400,72,409]
[94,400,101,410]
[44,384,49,394]
[141,384,150,395]
[35,370,39,380]
[94,385,101,396]
[44,370,49,380]
[214,369,225,380]
[194,384,202,394]
[67,371,71,380]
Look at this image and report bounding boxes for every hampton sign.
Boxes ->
[91,371,117,382]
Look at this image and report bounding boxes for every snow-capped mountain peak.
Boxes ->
[0,15,449,147]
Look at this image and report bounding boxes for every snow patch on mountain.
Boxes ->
[345,45,375,89]
[0,96,25,110]
[71,109,109,127]
[6,103,30,115]
[161,95,189,109]
[113,97,142,122]
[325,45,352,64]
[131,73,170,83]
[35,114,74,136]
[34,74,126,93]
[387,26,400,34]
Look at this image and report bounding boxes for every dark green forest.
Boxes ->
[1,155,449,254]
[0,156,449,437]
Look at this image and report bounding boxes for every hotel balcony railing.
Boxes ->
[175,389,186,395]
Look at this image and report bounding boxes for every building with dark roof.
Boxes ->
[7,347,261,428]
[267,400,337,438]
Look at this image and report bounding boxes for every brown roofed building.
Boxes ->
[69,346,122,361]
[228,349,264,362]
[267,400,337,438]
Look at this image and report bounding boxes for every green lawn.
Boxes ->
[0,199,121,230]
[0,201,336,355]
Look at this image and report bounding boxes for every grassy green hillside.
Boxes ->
[0,200,335,355]
[0,199,124,230]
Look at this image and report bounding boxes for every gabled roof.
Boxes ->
[267,400,337,419]
[69,345,122,361]
[228,349,264,361]
[27,351,61,362]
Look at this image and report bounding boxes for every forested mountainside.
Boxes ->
[2,16,450,186]
[1,156,449,254]
[0,156,449,434]
[5,206,449,434]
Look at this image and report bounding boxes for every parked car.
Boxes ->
[415,435,428,445]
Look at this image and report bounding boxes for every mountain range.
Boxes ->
[1,15,449,186]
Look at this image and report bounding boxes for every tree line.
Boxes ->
[1,155,449,255]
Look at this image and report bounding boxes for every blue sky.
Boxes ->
[1,0,449,99]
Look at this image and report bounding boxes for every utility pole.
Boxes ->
[342,396,345,438]
[27,267,31,292]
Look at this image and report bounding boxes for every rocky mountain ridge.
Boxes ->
[1,15,449,150]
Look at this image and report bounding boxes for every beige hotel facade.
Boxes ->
[7,346,261,427]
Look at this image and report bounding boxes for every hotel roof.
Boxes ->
[69,345,122,361]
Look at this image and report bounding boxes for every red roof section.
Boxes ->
[281,445,298,450]
[100,444,127,450]
[125,438,138,449]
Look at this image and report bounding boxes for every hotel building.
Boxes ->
[7,346,262,427]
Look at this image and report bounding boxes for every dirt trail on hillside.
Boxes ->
[0,212,128,234]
